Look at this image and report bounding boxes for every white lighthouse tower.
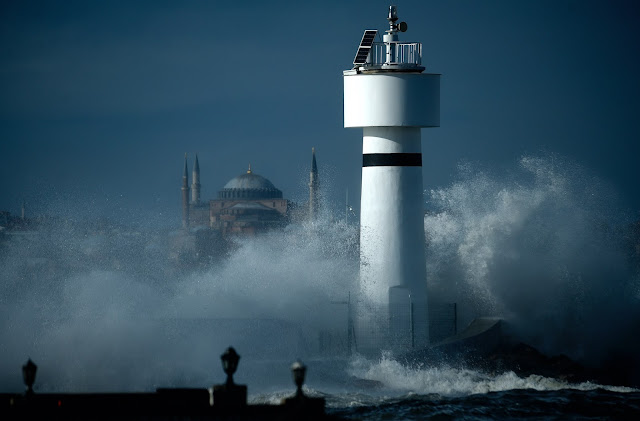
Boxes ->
[344,6,440,352]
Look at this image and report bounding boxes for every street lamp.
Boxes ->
[220,347,240,387]
[213,347,246,407]
[291,360,306,398]
[283,359,325,412]
[22,358,37,395]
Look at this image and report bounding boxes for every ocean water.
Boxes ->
[327,388,640,420]
[250,355,640,420]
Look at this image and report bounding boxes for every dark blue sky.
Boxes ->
[1,0,639,223]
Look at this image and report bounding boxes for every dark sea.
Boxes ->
[325,389,640,420]
[248,356,640,420]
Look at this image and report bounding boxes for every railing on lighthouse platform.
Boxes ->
[348,5,424,74]
[367,41,422,67]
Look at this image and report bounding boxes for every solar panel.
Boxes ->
[353,29,378,65]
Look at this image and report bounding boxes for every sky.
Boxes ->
[1,0,639,224]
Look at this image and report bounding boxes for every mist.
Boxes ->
[0,206,359,392]
[425,154,640,367]
[1,153,639,394]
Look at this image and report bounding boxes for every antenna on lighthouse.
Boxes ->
[388,5,398,22]
[387,5,407,33]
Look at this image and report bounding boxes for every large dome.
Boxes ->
[218,169,283,200]
[223,172,276,190]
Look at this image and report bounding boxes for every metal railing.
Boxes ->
[368,42,422,66]
[318,300,457,356]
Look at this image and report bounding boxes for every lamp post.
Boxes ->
[213,346,246,407]
[220,347,240,387]
[283,359,325,415]
[291,360,306,398]
[22,358,37,396]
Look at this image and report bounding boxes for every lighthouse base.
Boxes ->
[354,287,430,355]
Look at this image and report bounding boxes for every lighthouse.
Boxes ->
[344,6,440,352]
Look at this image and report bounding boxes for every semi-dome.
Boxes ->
[218,167,283,200]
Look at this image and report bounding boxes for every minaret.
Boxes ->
[344,6,440,351]
[181,153,190,229]
[309,147,319,221]
[191,154,201,205]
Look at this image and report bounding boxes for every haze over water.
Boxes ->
[1,154,639,418]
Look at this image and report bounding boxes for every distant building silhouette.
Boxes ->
[309,148,319,222]
[174,150,318,263]
[181,154,190,229]
[191,154,201,205]
[178,148,318,247]
[0,202,33,232]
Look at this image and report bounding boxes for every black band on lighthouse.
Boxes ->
[362,153,422,167]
